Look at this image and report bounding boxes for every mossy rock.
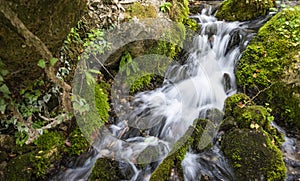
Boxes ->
[224,93,254,117]
[221,129,286,180]
[150,119,216,180]
[0,135,15,152]
[90,158,125,180]
[73,80,110,143]
[216,0,275,21]
[33,131,65,150]
[30,131,66,177]
[223,94,285,146]
[169,0,190,23]
[236,6,300,132]
[5,152,32,181]
[66,128,89,156]
[150,145,186,181]
[95,83,110,122]
[127,3,158,19]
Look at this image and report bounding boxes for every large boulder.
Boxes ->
[236,6,300,133]
[221,129,286,180]
[220,93,286,180]
[216,0,275,21]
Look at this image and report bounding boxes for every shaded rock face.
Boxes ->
[0,0,86,88]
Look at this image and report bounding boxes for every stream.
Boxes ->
[54,6,300,181]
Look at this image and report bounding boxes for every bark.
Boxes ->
[0,0,86,91]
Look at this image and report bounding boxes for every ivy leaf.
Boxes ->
[0,69,9,76]
[0,99,7,114]
[0,84,10,95]
[50,58,58,66]
[37,59,46,68]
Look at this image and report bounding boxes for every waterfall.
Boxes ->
[54,7,269,181]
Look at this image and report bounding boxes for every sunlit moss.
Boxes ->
[236,6,300,131]
[221,129,286,180]
[216,0,275,21]
[128,3,157,19]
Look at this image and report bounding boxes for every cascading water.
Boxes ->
[54,7,275,181]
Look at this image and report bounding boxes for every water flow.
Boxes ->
[56,9,259,181]
[271,122,300,180]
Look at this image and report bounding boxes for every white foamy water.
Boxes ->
[55,9,261,181]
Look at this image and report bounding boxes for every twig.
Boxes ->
[38,114,69,130]
[92,54,115,79]
[248,83,275,103]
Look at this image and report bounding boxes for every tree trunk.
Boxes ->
[0,0,86,90]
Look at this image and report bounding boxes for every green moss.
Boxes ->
[150,144,187,181]
[224,94,284,146]
[234,105,270,129]
[95,83,110,122]
[236,6,300,131]
[221,129,286,180]
[183,18,199,31]
[6,153,32,181]
[169,0,189,23]
[90,158,124,180]
[216,0,275,21]
[30,131,65,177]
[75,81,110,143]
[224,93,254,117]
[33,131,64,150]
[67,128,89,156]
[130,73,154,94]
[128,3,157,19]
[150,158,175,181]
[150,119,214,180]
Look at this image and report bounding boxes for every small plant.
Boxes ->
[160,2,172,13]
[119,51,139,76]
[0,60,10,114]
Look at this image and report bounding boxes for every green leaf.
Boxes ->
[267,116,274,122]
[37,59,46,68]
[126,68,130,76]
[50,58,58,66]
[89,69,101,74]
[38,80,45,86]
[85,72,95,86]
[0,99,7,114]
[0,69,9,76]
[0,75,3,82]
[0,84,10,95]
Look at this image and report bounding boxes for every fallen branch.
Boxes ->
[248,83,275,103]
